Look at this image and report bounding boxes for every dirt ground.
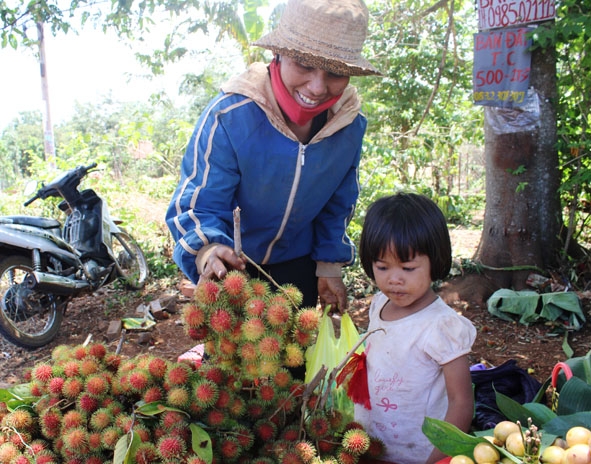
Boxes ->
[1,229,590,391]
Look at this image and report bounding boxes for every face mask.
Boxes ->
[269,58,342,126]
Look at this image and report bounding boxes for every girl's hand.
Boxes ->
[318,276,348,313]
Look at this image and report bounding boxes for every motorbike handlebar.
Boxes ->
[22,162,99,207]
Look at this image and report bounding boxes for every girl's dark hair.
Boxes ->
[359,192,452,281]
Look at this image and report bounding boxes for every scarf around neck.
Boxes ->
[269,58,342,126]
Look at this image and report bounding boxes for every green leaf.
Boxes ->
[113,431,140,464]
[496,391,556,428]
[190,423,213,463]
[134,401,190,417]
[556,377,591,415]
[422,417,486,458]
[543,412,591,437]
[487,289,540,325]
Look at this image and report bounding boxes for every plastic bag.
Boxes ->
[304,308,362,418]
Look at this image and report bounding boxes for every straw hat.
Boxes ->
[253,0,381,77]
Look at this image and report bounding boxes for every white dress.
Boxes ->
[354,293,476,464]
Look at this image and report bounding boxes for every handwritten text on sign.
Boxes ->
[478,0,555,30]
[473,27,532,108]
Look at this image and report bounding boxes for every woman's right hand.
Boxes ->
[198,244,246,281]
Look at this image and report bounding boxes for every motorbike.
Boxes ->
[0,163,149,349]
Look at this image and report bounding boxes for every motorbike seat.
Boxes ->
[1,215,61,229]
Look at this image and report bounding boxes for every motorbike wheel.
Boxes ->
[0,255,65,349]
[111,232,149,290]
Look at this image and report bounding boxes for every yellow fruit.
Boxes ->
[494,421,521,446]
[505,431,525,457]
[562,443,591,464]
[450,455,475,464]
[541,445,566,464]
[566,427,591,448]
[501,458,514,463]
[473,441,501,464]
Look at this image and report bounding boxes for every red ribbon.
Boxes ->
[336,351,371,410]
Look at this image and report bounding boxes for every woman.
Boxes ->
[166,0,380,311]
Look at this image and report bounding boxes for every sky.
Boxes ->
[0,25,222,130]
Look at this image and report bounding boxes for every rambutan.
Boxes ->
[2,409,34,431]
[257,383,277,403]
[292,328,315,347]
[87,343,107,359]
[157,436,186,460]
[227,395,246,418]
[87,431,103,452]
[335,448,358,464]
[147,357,169,379]
[85,374,109,397]
[103,353,122,371]
[214,389,232,409]
[265,303,292,327]
[183,303,207,328]
[217,337,238,358]
[62,361,80,378]
[239,341,258,362]
[273,369,293,388]
[366,436,386,458]
[28,380,45,397]
[249,278,270,297]
[279,448,305,464]
[280,425,300,442]
[294,440,317,463]
[223,270,248,296]
[32,363,53,383]
[258,359,281,377]
[327,409,345,432]
[194,279,221,304]
[89,408,113,431]
[341,428,370,455]
[276,391,298,415]
[167,386,191,409]
[100,426,122,450]
[142,385,164,403]
[165,363,193,386]
[204,408,228,428]
[127,369,152,392]
[294,308,321,333]
[234,425,255,450]
[62,410,87,430]
[316,438,337,455]
[187,326,209,341]
[244,297,266,317]
[280,284,304,307]
[133,442,159,464]
[218,435,242,461]
[200,365,225,384]
[283,343,305,367]
[253,419,277,441]
[77,392,99,414]
[62,427,89,455]
[78,358,100,376]
[39,409,62,439]
[0,442,19,463]
[192,379,219,408]
[209,307,235,334]
[257,334,282,359]
[159,411,187,430]
[115,413,134,433]
[306,412,331,440]
[241,317,267,341]
[48,376,65,395]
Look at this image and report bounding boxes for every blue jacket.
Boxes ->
[166,62,367,284]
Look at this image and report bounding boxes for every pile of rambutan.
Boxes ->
[0,271,384,463]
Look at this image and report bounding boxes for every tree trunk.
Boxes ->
[475,35,562,291]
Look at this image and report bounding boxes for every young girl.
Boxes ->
[355,193,476,464]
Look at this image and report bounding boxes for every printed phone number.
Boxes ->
[478,0,555,29]
[473,90,525,103]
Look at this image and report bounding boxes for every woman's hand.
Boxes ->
[198,244,246,281]
[318,276,348,313]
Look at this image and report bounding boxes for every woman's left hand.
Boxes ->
[318,277,348,313]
